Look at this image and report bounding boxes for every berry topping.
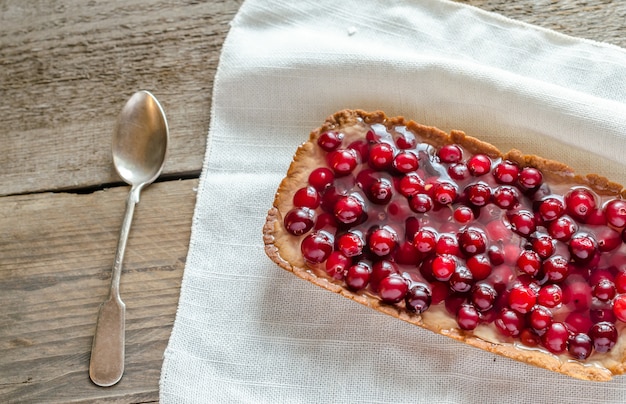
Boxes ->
[317,131,344,152]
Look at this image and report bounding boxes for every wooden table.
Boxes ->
[1,1,625,402]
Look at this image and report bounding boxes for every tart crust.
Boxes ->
[263,109,626,381]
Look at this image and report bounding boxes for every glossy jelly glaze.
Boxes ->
[282,118,626,363]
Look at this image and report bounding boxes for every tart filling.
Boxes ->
[264,109,626,381]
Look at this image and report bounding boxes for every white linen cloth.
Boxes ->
[160,0,626,402]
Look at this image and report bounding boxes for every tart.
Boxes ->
[263,109,626,381]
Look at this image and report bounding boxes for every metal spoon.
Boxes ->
[89,91,169,387]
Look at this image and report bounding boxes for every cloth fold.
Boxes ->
[161,0,626,402]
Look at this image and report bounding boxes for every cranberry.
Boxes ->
[457,304,480,330]
[392,151,419,173]
[508,284,537,314]
[493,186,519,209]
[564,188,597,222]
[541,322,569,354]
[589,322,618,353]
[284,208,315,236]
[538,197,565,222]
[596,226,622,252]
[565,311,593,334]
[493,161,520,184]
[397,174,424,197]
[325,251,351,280]
[368,143,394,170]
[336,232,364,257]
[467,154,491,176]
[507,210,536,237]
[605,199,626,228]
[487,245,505,266]
[431,254,457,281]
[529,305,553,332]
[448,163,469,180]
[453,206,474,224]
[466,183,491,207]
[471,283,497,311]
[405,283,432,313]
[317,131,344,151]
[547,216,577,241]
[517,250,541,276]
[495,308,525,337]
[314,212,338,231]
[345,262,371,291]
[409,193,433,213]
[327,148,358,176]
[612,294,626,322]
[531,235,555,259]
[370,260,398,291]
[518,167,543,190]
[413,229,438,253]
[432,181,458,205]
[333,195,364,224]
[308,167,335,191]
[457,228,487,257]
[378,274,409,304]
[368,227,397,257]
[568,333,593,360]
[616,272,626,293]
[568,233,597,264]
[405,217,421,241]
[520,329,541,347]
[301,231,334,263]
[367,178,393,205]
[348,140,369,162]
[590,308,617,324]
[562,277,592,311]
[592,279,616,302]
[435,234,461,256]
[293,186,321,209]
[438,144,463,163]
[466,254,492,280]
[538,284,563,308]
[449,266,474,293]
[394,130,416,149]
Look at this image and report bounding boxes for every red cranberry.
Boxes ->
[457,304,480,330]
[405,283,432,313]
[345,262,371,291]
[325,251,351,280]
[457,228,487,257]
[409,194,433,213]
[467,154,491,176]
[538,197,565,222]
[471,283,497,311]
[518,167,543,190]
[308,167,335,191]
[529,305,553,332]
[562,276,592,311]
[327,148,358,176]
[394,241,421,265]
[596,226,622,252]
[368,227,397,257]
[370,260,398,291]
[493,161,520,184]
[348,140,369,162]
[466,254,492,280]
[413,229,438,253]
[394,130,416,149]
[520,329,541,347]
[538,284,563,308]
[284,208,315,236]
[367,178,393,205]
[531,235,555,259]
[542,322,569,354]
[568,333,593,360]
[517,250,541,276]
[466,183,491,207]
[564,188,597,222]
[449,266,474,293]
[336,232,364,257]
[435,234,461,256]
[548,216,577,241]
[493,186,519,209]
[392,151,419,173]
[431,254,457,282]
[568,233,597,264]
[612,294,626,322]
[378,274,409,304]
[565,311,593,334]
[301,231,334,263]
[487,245,505,266]
[616,272,626,293]
[453,207,473,224]
[368,143,394,170]
[593,279,616,302]
[293,186,321,209]
[317,131,344,151]
[314,212,338,231]
[333,195,364,224]
[507,210,537,237]
[448,163,469,180]
[589,321,618,353]
[405,217,421,241]
[397,174,424,197]
[438,144,463,163]
[433,181,458,205]
[495,308,525,337]
[508,284,537,314]
[605,199,626,228]
[591,308,617,325]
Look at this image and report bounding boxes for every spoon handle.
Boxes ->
[89,186,140,387]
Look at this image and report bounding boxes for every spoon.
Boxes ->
[89,91,169,387]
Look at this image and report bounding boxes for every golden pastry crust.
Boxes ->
[263,109,626,381]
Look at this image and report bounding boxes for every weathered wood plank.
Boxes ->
[0,179,197,403]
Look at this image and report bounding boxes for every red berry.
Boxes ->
[589,321,617,353]
[293,186,321,208]
[448,163,469,180]
[518,167,543,190]
[538,197,565,222]
[542,322,569,354]
[308,167,334,191]
[548,216,577,241]
[457,228,487,257]
[495,308,525,337]
[467,154,491,176]
[616,272,626,293]
[409,193,433,213]
[325,251,351,280]
[301,231,334,263]
[568,233,597,264]
[438,144,463,164]
[368,143,394,170]
[453,206,474,224]
[317,131,344,151]
[471,283,497,311]
[531,235,555,259]
[392,151,419,173]
[529,305,553,332]
[327,148,358,176]
[413,229,438,253]
[378,274,409,303]
[538,284,563,308]
[568,333,593,360]
[457,304,480,330]
[466,254,492,280]
[405,283,432,313]
[333,195,364,224]
[564,188,597,222]
[397,174,424,197]
[507,210,537,237]
[517,250,541,276]
[508,284,537,314]
[366,178,393,205]
[368,227,397,257]
[493,160,520,184]
[336,232,364,257]
[284,208,315,236]
[431,254,457,281]
[592,279,616,302]
[493,186,519,209]
[433,181,458,205]
[345,262,371,291]
[466,183,492,207]
[449,266,474,293]
[612,294,626,322]
[370,260,398,291]
[605,199,626,228]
